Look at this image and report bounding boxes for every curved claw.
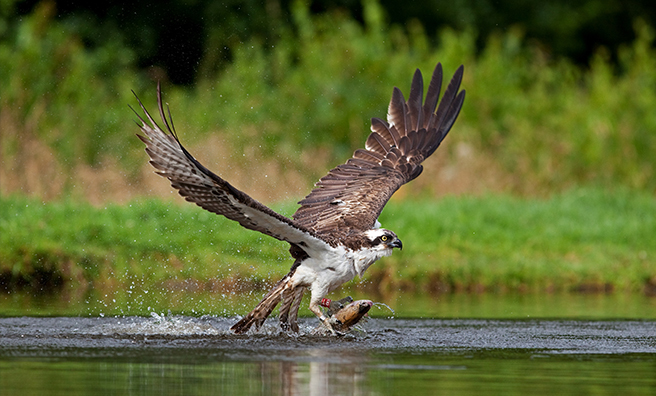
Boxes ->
[330,319,346,336]
[328,316,343,329]
[319,315,345,336]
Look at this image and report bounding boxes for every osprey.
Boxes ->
[133,62,465,334]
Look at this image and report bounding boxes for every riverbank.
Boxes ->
[1,188,654,296]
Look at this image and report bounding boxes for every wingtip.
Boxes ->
[452,64,465,85]
[412,68,422,81]
[156,80,162,103]
[387,86,408,133]
[136,133,150,144]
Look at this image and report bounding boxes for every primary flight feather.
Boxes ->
[134,62,465,334]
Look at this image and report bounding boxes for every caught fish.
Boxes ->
[332,300,373,331]
[316,296,373,333]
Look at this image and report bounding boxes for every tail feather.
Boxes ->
[230,274,289,334]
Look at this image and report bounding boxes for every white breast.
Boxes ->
[291,246,356,292]
[290,244,391,295]
[350,247,392,277]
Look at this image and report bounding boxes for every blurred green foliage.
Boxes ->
[6,0,655,84]
[0,1,144,175]
[2,0,655,194]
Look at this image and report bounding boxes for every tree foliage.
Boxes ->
[3,0,655,84]
[1,0,655,197]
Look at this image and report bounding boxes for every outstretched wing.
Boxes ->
[133,84,331,254]
[293,63,465,237]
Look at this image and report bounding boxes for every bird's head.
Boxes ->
[364,229,403,252]
[352,228,403,277]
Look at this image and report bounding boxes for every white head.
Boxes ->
[363,228,403,251]
[352,229,403,277]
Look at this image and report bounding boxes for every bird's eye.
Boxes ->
[381,235,388,242]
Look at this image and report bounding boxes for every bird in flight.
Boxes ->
[134,62,465,334]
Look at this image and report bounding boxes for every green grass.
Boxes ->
[1,188,654,294]
[381,188,656,293]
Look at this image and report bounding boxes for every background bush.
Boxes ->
[1,0,655,295]
[1,0,655,197]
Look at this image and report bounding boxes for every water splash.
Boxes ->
[101,312,224,336]
[372,302,395,318]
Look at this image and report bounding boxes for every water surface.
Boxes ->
[1,315,654,395]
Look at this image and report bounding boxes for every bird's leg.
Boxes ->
[308,301,334,334]
[308,298,344,336]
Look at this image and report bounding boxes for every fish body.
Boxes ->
[330,299,373,331]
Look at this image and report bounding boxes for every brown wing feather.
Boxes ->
[133,84,331,252]
[293,63,465,237]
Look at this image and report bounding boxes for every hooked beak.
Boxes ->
[388,238,403,250]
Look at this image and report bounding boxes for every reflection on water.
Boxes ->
[0,358,378,395]
[2,351,656,396]
[0,316,655,395]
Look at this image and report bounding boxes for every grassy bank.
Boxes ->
[1,188,654,295]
